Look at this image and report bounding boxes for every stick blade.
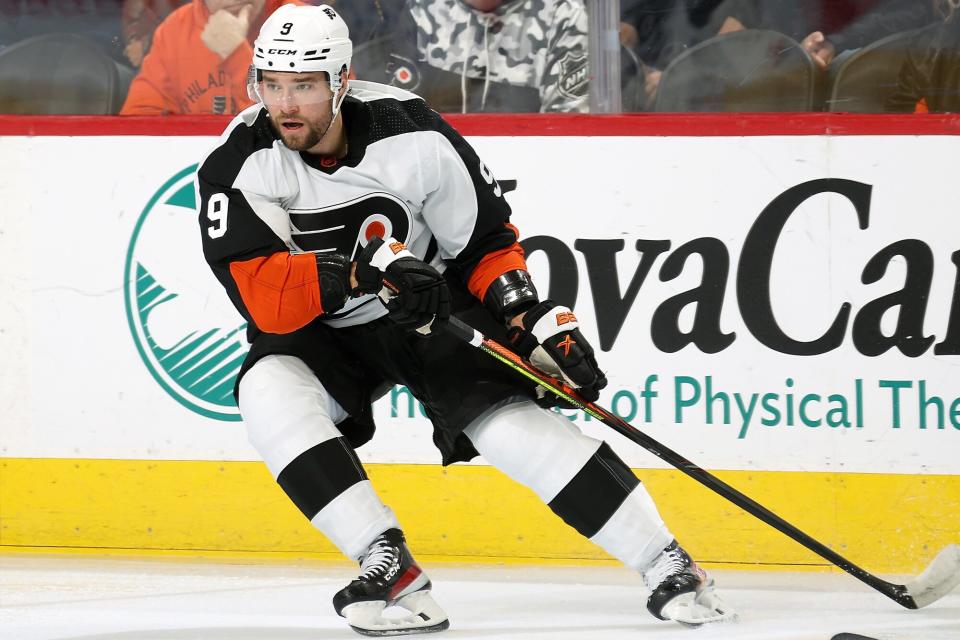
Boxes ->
[904,544,960,608]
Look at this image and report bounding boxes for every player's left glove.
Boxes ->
[507,300,608,402]
[354,236,451,334]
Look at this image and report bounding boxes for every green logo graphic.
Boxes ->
[124,165,247,421]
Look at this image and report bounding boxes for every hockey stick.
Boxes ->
[443,314,960,610]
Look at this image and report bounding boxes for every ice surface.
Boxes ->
[1,556,957,640]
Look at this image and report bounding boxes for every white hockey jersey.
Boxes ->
[197,81,526,339]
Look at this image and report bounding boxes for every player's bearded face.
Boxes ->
[259,72,336,151]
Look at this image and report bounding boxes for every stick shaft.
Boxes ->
[444,315,916,609]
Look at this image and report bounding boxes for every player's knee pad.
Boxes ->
[463,398,602,502]
[238,354,348,477]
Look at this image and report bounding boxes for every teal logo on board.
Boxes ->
[124,165,247,421]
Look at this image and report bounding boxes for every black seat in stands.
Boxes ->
[0,33,125,114]
[653,29,817,112]
[826,26,936,113]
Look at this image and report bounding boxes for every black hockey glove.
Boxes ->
[507,300,608,405]
[315,252,353,314]
[354,236,451,334]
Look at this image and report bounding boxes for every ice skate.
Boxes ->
[333,528,449,636]
[643,540,738,626]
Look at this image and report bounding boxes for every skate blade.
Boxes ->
[349,619,450,637]
[661,591,739,627]
[344,591,450,637]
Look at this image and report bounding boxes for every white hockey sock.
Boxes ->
[590,486,674,572]
[312,480,401,561]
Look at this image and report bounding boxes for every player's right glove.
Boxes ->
[354,236,451,334]
[507,301,608,403]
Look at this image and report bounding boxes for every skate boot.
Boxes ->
[642,540,737,626]
[333,528,449,636]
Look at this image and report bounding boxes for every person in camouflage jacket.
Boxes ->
[354,0,589,113]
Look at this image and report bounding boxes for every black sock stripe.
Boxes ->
[546,441,641,538]
[276,436,368,519]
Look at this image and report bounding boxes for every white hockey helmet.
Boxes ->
[250,4,352,110]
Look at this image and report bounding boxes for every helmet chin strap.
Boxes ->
[330,67,348,116]
[318,107,343,147]
[318,82,348,147]
[331,85,347,116]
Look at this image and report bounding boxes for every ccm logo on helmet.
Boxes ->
[267,49,297,55]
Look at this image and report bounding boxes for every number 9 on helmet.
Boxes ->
[247,4,353,114]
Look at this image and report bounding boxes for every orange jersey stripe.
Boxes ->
[228,253,323,334]
[467,224,528,301]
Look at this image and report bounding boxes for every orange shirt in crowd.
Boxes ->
[121,0,300,115]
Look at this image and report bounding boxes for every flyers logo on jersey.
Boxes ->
[556,311,577,326]
[288,192,413,258]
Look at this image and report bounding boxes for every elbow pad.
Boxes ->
[484,269,539,323]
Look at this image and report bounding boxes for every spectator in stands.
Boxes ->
[618,0,733,109]
[800,0,937,70]
[620,0,731,67]
[121,0,187,67]
[357,0,589,113]
[314,0,406,47]
[120,0,298,115]
[886,0,960,113]
[720,0,936,70]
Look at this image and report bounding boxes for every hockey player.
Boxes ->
[197,4,736,635]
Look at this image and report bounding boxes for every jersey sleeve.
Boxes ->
[420,115,528,301]
[197,136,326,334]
